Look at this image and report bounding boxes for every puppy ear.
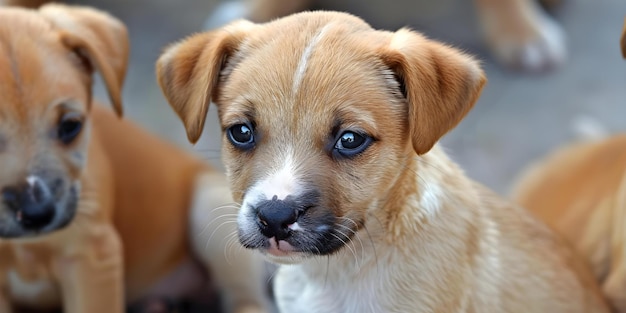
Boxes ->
[40,4,129,117]
[380,29,486,155]
[156,21,254,144]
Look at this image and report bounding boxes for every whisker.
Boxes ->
[197,214,239,236]
[329,232,359,269]
[334,222,365,262]
[362,224,380,276]
[224,232,241,265]
[204,220,239,251]
[333,227,362,269]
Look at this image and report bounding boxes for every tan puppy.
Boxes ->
[512,134,626,312]
[0,4,268,313]
[204,0,566,72]
[157,11,609,312]
[512,26,626,312]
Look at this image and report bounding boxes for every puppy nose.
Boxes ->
[2,179,56,230]
[256,198,298,240]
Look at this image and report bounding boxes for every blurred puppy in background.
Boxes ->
[204,0,567,72]
[512,24,626,312]
[0,4,268,313]
[512,133,626,312]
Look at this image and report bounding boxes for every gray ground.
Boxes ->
[68,0,626,196]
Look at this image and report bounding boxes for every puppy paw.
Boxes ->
[481,4,567,72]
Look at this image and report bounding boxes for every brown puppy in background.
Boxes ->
[512,134,626,312]
[0,4,268,313]
[157,11,608,312]
[512,24,626,312]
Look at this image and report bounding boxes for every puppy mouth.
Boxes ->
[238,211,361,263]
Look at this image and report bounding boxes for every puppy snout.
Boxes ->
[2,178,56,230]
[256,198,300,240]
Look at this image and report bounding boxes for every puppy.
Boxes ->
[157,11,609,312]
[204,0,566,72]
[512,28,626,311]
[0,4,268,313]
[512,133,626,312]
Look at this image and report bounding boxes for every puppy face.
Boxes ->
[158,12,485,264]
[220,30,412,263]
[0,5,127,238]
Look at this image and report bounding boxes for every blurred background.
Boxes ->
[63,0,626,194]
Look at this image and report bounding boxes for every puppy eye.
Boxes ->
[227,123,255,150]
[57,113,84,145]
[334,131,372,158]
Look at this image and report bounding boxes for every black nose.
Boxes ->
[256,198,298,240]
[3,179,56,230]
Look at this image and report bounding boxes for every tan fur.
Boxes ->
[512,134,626,312]
[0,5,268,313]
[158,11,609,312]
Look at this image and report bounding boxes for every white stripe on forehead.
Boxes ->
[292,24,333,95]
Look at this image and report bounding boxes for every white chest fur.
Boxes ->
[274,263,388,313]
[272,244,405,313]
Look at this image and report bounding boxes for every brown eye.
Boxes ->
[57,114,83,145]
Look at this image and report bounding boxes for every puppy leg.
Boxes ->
[53,224,124,313]
[603,174,626,312]
[189,172,271,313]
[474,0,566,72]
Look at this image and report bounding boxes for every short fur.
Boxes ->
[158,11,608,312]
[0,5,268,313]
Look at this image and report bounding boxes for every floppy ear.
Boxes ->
[379,29,486,155]
[39,4,129,117]
[156,20,254,144]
